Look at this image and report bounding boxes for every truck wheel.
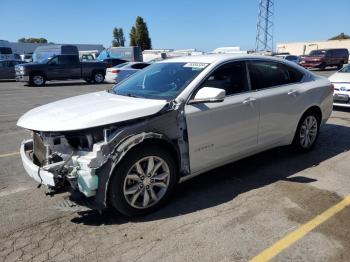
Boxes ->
[337,62,344,70]
[319,63,326,71]
[93,72,104,84]
[108,145,177,217]
[30,74,46,87]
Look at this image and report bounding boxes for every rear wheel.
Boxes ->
[92,72,104,84]
[337,62,344,70]
[292,113,320,152]
[108,146,177,217]
[29,74,46,87]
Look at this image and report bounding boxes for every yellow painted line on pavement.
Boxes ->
[0,152,20,158]
[250,194,350,262]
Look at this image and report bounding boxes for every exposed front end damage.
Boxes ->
[20,101,190,210]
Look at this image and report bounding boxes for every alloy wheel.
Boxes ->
[33,75,44,86]
[299,115,318,148]
[123,156,170,209]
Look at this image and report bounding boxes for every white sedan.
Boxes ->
[105,62,150,83]
[329,64,350,107]
[17,54,333,217]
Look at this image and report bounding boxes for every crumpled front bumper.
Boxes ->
[20,139,56,186]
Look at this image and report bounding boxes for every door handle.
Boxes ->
[287,89,297,96]
[242,97,257,104]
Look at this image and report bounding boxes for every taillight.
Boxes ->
[331,84,335,93]
[111,69,120,74]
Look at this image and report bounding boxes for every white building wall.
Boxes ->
[276,39,350,55]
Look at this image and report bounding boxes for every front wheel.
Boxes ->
[292,113,320,152]
[29,74,46,87]
[108,146,177,217]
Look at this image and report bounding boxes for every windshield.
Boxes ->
[339,64,350,73]
[112,62,208,100]
[309,50,326,56]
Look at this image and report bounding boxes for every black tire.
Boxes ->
[29,74,46,87]
[108,145,177,217]
[319,63,326,71]
[92,72,104,84]
[292,111,320,152]
[337,63,343,70]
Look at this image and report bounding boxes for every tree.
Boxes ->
[129,16,152,50]
[17,37,48,43]
[112,27,125,47]
[328,33,350,40]
[129,26,137,46]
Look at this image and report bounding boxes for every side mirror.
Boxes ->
[189,87,226,104]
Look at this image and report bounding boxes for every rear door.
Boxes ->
[185,61,260,173]
[247,60,305,147]
[58,55,81,78]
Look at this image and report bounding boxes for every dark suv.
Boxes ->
[300,48,349,70]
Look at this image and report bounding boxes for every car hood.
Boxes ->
[17,91,168,132]
[18,62,43,68]
[329,72,350,83]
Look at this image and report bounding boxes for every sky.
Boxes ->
[0,0,349,51]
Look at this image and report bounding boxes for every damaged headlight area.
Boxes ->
[26,127,108,197]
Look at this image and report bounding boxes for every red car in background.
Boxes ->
[300,48,349,70]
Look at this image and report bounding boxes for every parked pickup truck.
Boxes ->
[15,54,107,86]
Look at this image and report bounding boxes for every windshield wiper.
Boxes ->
[123,93,139,98]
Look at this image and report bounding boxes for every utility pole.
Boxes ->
[255,0,274,52]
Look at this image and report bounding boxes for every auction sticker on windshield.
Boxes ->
[183,63,208,69]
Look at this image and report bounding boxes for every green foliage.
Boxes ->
[112,27,125,47]
[17,37,48,43]
[129,26,137,46]
[328,33,350,40]
[129,16,152,50]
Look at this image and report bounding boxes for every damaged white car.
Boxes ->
[18,54,333,217]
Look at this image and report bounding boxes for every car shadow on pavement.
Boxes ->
[23,81,93,87]
[71,123,350,225]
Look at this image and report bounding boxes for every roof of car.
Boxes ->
[158,54,287,64]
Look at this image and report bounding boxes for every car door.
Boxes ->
[58,55,81,79]
[0,61,7,79]
[6,61,17,79]
[2,61,14,79]
[246,60,305,148]
[185,61,260,173]
[47,56,61,79]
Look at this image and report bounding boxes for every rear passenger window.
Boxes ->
[247,61,303,90]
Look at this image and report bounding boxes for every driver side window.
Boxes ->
[48,57,59,65]
[199,61,249,96]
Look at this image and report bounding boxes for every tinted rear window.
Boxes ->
[248,60,304,90]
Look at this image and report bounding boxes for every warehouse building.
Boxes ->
[276,39,350,56]
[9,42,104,54]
